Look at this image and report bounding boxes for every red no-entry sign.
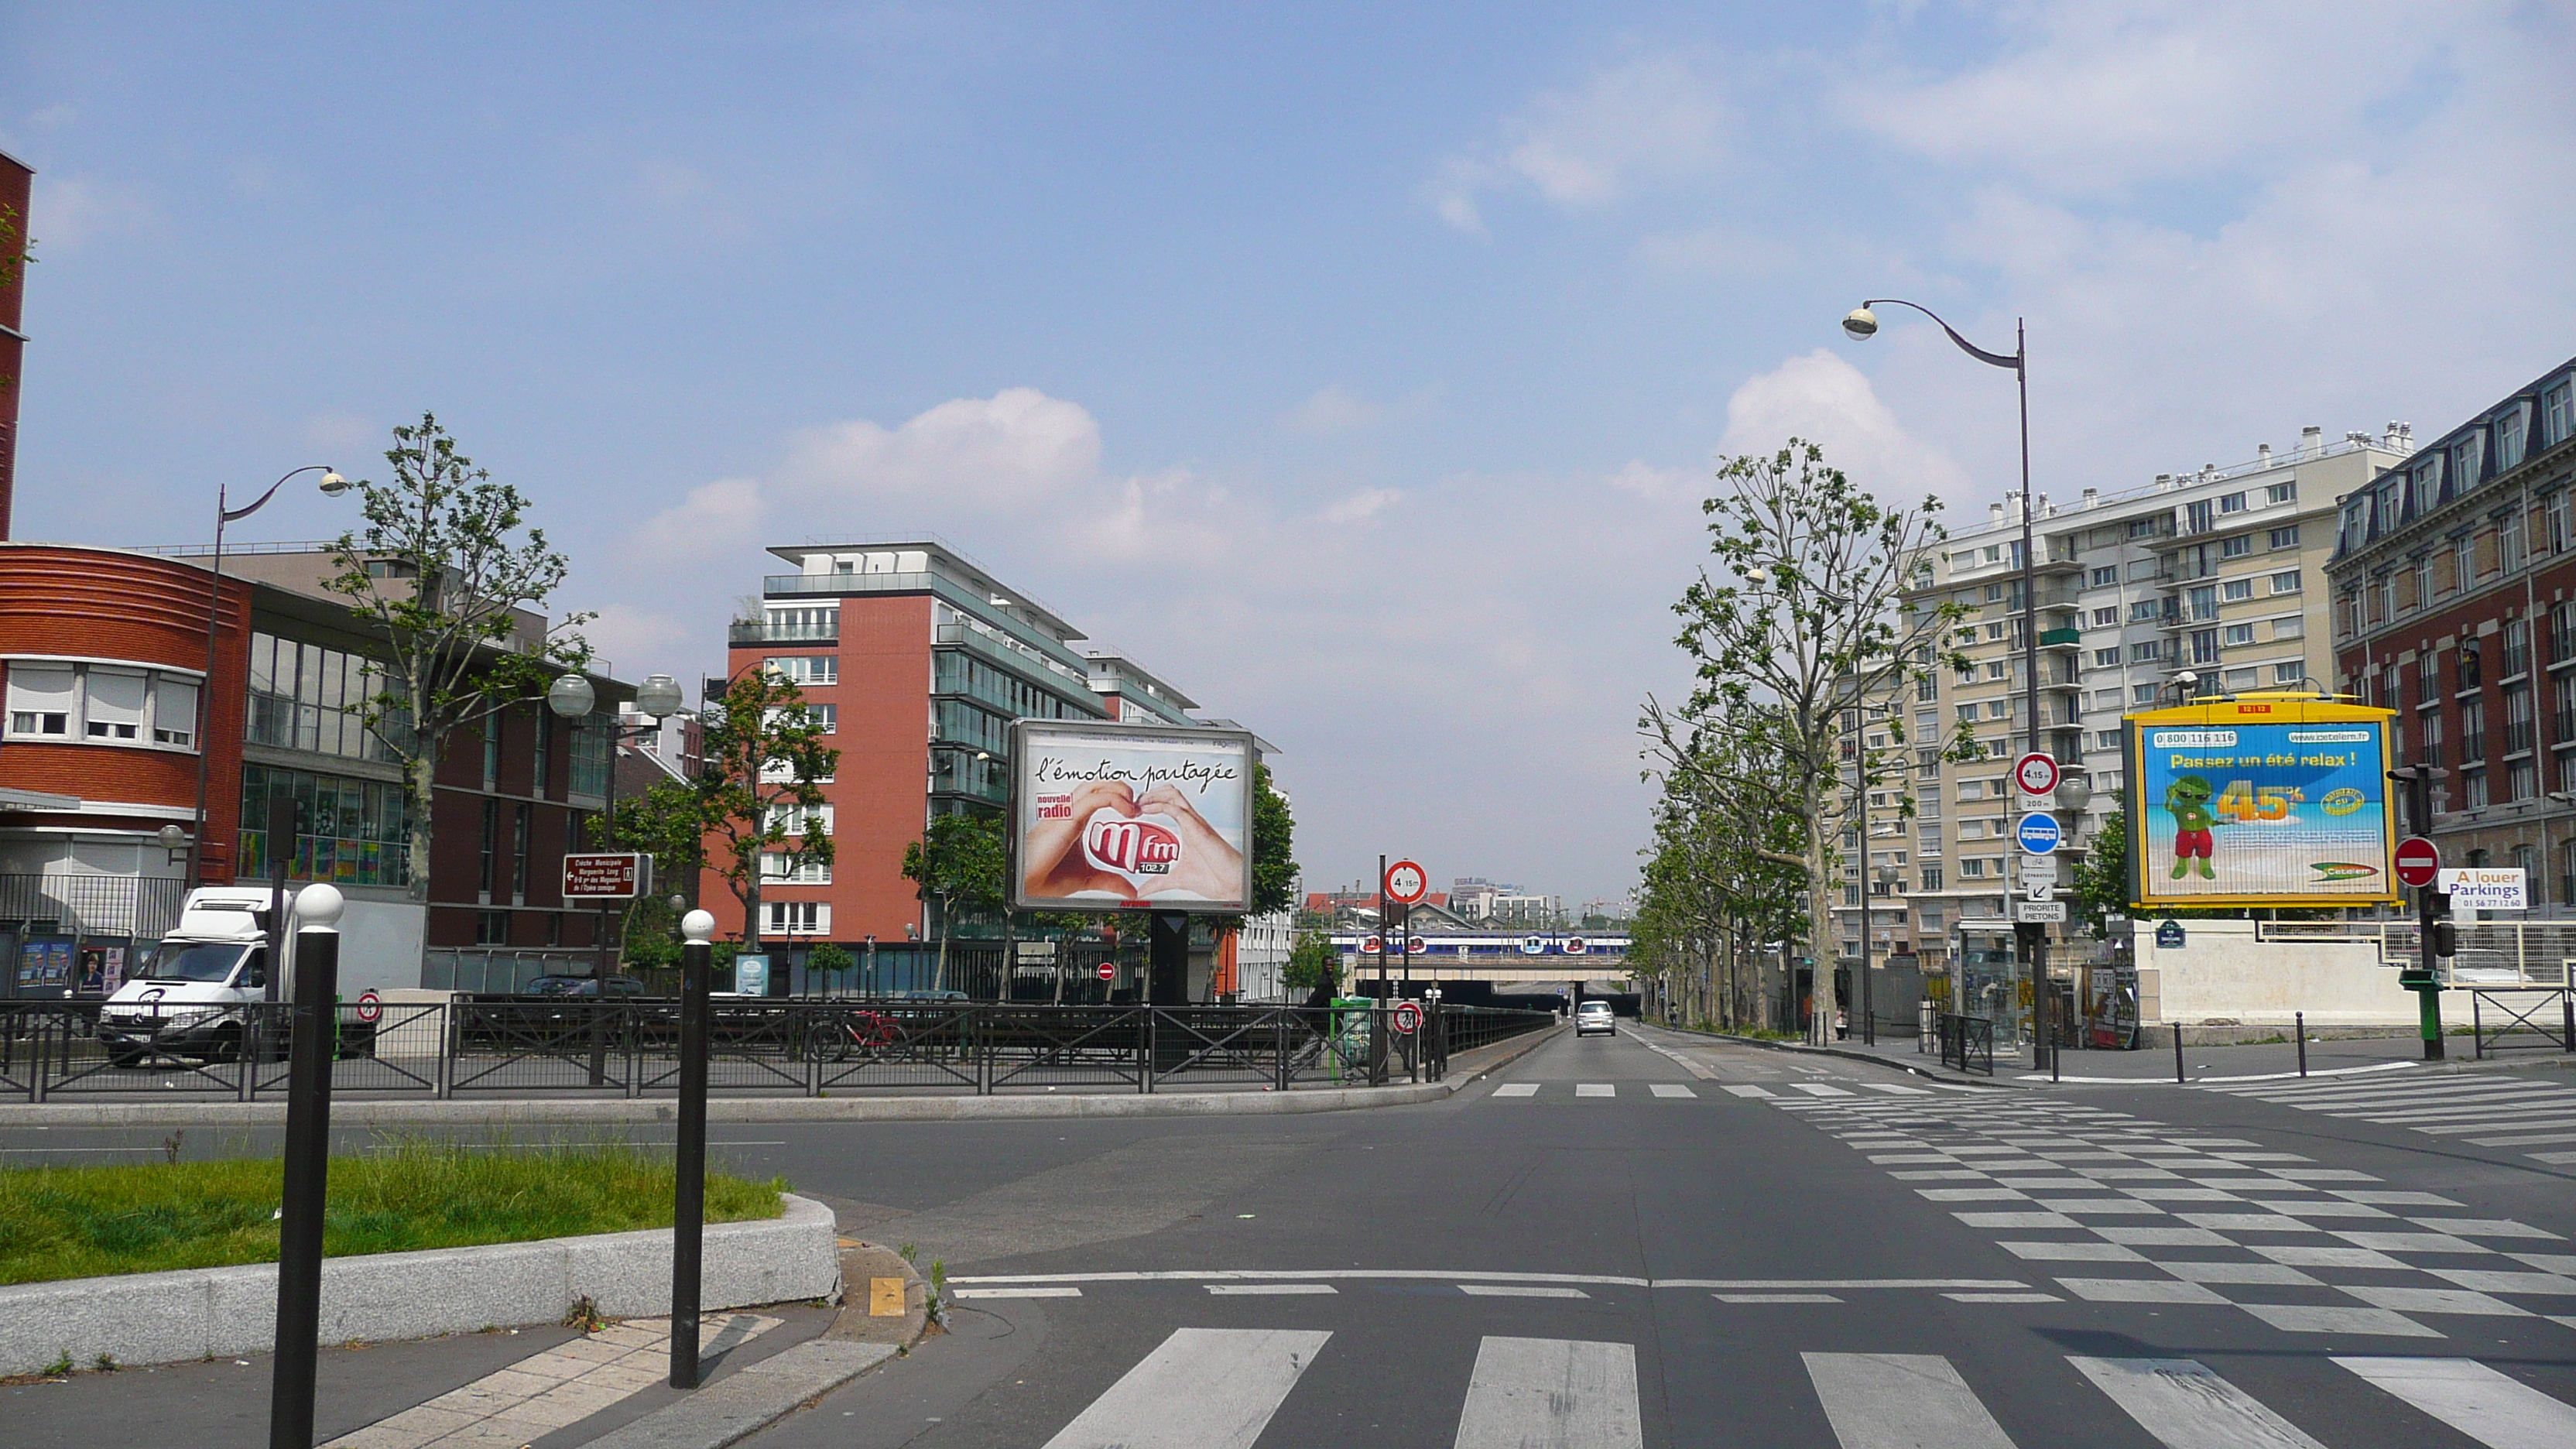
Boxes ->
[2394,836,2441,889]
[1096,961,1116,981]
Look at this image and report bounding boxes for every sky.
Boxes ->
[5,2,2574,907]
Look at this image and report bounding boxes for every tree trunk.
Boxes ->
[1804,777,1836,1045]
[404,752,437,905]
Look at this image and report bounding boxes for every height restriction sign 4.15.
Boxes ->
[2123,694,2398,909]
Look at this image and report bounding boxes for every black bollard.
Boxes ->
[269,889,342,1449]
[2297,1012,2307,1077]
[670,915,713,1389]
[2174,1022,2187,1084]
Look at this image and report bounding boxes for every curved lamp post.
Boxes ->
[183,467,347,892]
[1844,298,2054,1069]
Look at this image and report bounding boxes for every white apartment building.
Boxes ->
[1886,426,2411,980]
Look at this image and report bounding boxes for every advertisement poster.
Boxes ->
[2126,700,2397,908]
[1010,720,1256,913]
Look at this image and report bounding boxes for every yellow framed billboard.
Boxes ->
[2124,693,2399,909]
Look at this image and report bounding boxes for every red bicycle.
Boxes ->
[814,1008,899,1063]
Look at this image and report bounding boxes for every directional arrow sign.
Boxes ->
[2024,882,2057,903]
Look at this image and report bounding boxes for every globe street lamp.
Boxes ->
[1844,297,2055,1069]
[183,467,348,892]
[546,671,686,978]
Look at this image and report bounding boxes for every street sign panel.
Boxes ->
[2440,867,2526,911]
[1384,859,1430,906]
[2017,854,2060,886]
[2023,882,2057,903]
[2013,752,2061,796]
[2394,835,2441,889]
[2016,899,2067,923]
[2015,813,2063,854]
[563,852,649,899]
[354,990,382,1024]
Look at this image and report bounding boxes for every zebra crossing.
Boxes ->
[2197,1069,2576,1170]
[1029,1327,2576,1447]
[1766,1089,2576,1340]
[1480,1079,1968,1101]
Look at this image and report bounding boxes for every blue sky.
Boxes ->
[7,2,2574,905]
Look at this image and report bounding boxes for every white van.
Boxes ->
[94,887,372,1067]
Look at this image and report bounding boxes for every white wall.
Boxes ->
[334,898,429,999]
[2131,919,2420,1026]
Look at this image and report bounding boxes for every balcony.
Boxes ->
[728,620,838,646]
[2038,628,2081,647]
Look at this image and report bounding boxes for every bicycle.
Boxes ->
[813,1008,899,1063]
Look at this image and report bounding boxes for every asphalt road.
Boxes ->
[9,1025,2576,1447]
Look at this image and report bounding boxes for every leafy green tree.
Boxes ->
[327,415,592,903]
[1280,930,1341,999]
[807,940,857,993]
[1651,440,1969,1039]
[902,813,1007,992]
[2072,794,2131,938]
[1249,764,1298,916]
[693,671,840,967]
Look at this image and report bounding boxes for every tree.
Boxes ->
[1634,717,1809,1029]
[327,415,591,904]
[1652,440,1968,1042]
[902,812,1007,992]
[589,775,708,967]
[693,670,840,969]
[2071,794,2131,938]
[1249,764,1298,916]
[807,940,857,993]
[1280,929,1341,1001]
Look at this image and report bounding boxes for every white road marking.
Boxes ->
[1859,1083,1929,1094]
[1452,1337,1643,1449]
[955,1286,1084,1299]
[1792,1083,1855,1097]
[1803,1352,2019,1449]
[2068,1357,2328,1449]
[1040,1327,1329,1449]
[1649,1084,1697,1098]
[949,1270,2031,1291]
[1492,1083,1540,1098]
[1722,1084,1778,1098]
[1947,1292,2060,1303]
[1715,1293,1840,1303]
[1576,1083,1615,1098]
[2334,1356,2576,1449]
[1205,1284,1336,1296]
[1461,1284,1591,1298]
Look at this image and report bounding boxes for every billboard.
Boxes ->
[1009,719,1257,913]
[2125,696,2398,909]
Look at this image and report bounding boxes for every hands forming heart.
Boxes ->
[1022,779,1246,903]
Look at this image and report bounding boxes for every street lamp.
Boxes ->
[1844,296,2051,1068]
[183,467,348,890]
[546,672,685,978]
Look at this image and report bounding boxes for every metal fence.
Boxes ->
[0,873,190,940]
[1937,1012,1995,1076]
[0,999,1553,1101]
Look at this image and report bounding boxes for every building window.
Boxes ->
[762,655,839,687]
[2465,770,2489,811]
[2090,607,2118,627]
[2132,687,2160,708]
[2219,492,2246,514]
[2092,647,2119,667]
[481,718,501,792]
[478,798,500,899]
[2127,518,2160,540]
[237,763,411,886]
[154,678,199,746]
[809,703,837,734]
[1920,866,1943,892]
[1955,704,1978,724]
[1958,858,1985,879]
[245,632,393,762]
[2265,482,2297,505]
[2223,666,2259,690]
[477,910,511,945]
[767,803,835,837]
[2272,615,2304,641]
[766,900,831,935]
[2223,625,2255,646]
[2129,601,2160,622]
[8,660,204,749]
[2502,509,2526,572]
[2222,579,2252,602]
[2550,494,2573,556]
[5,662,74,736]
[2461,698,2486,761]
[511,802,533,903]
[2186,500,2214,533]
[2191,630,2219,665]
[2263,526,2298,551]
[2459,643,2483,694]
[532,713,551,796]
[2504,618,2532,679]
[569,711,611,797]
[2095,729,2121,748]
[760,854,833,884]
[2497,406,2528,471]
[2506,684,2534,754]
[2272,663,2303,686]
[2456,434,2485,490]
[2544,380,2574,447]
[2221,535,2251,559]
[2090,566,2118,587]
[1985,662,2007,681]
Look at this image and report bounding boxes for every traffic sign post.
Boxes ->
[2013,752,2060,797]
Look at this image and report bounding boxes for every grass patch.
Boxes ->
[0,1135,786,1286]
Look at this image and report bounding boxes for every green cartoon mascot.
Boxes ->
[2166,774,2219,880]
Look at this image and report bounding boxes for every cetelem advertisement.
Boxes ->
[1009,719,1256,913]
[2126,695,2398,909]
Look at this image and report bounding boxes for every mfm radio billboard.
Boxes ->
[2123,695,2398,909]
[1009,720,1257,914]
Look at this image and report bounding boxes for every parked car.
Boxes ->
[1575,1000,1616,1037]
[519,975,649,998]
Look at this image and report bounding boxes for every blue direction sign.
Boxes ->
[2016,813,2063,854]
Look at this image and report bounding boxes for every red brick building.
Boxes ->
[2,542,630,981]
[0,146,29,540]
[2331,356,2576,902]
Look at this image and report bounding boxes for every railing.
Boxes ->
[0,999,1555,1101]
[1937,1012,1994,1075]
[0,874,190,941]
[728,620,838,645]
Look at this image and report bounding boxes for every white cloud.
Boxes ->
[1635,222,1789,277]
[1282,384,1386,436]
[1430,55,1728,231]
[1318,487,1400,524]
[298,412,379,454]
[780,386,1101,509]
[30,175,157,248]
[631,474,766,566]
[1718,350,1970,505]
[1605,460,1695,499]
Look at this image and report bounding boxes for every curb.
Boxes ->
[581,1340,899,1449]
[1644,1024,2024,1089]
[0,1193,841,1379]
[0,1028,1567,1129]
